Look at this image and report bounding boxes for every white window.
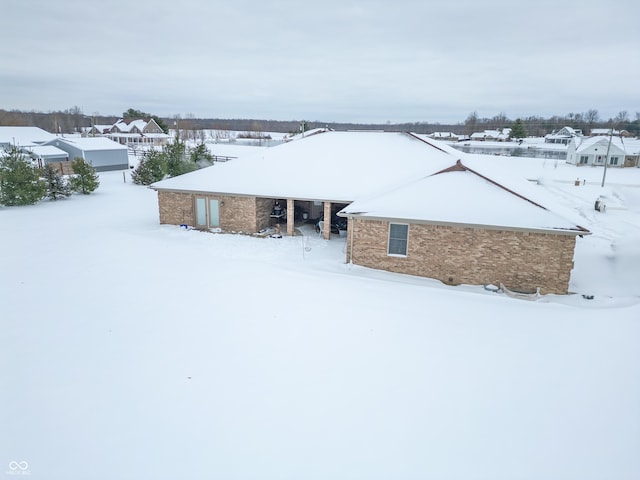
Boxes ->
[388,223,408,256]
[580,155,589,164]
[610,156,619,165]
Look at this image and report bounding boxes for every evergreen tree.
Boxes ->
[43,164,72,200]
[190,143,213,167]
[164,138,195,177]
[131,149,166,185]
[69,157,100,194]
[509,118,527,140]
[0,147,47,206]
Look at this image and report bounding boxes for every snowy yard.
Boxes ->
[2,157,640,480]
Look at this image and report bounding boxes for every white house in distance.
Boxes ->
[470,128,511,142]
[590,128,629,137]
[545,126,583,145]
[427,132,462,141]
[566,136,639,168]
[89,118,170,147]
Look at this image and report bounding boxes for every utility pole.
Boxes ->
[601,125,614,187]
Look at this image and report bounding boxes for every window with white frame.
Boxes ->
[388,223,409,256]
[609,156,619,165]
[580,155,589,164]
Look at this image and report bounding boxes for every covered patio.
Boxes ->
[260,197,349,240]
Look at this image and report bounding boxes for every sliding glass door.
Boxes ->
[195,197,220,228]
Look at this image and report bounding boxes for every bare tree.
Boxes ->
[614,110,629,123]
[464,111,478,135]
[584,109,599,125]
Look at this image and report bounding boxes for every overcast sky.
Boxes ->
[2,0,639,124]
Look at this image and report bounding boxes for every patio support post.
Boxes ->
[323,201,332,240]
[286,198,295,236]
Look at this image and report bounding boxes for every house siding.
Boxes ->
[48,139,128,171]
[85,150,129,171]
[346,218,577,294]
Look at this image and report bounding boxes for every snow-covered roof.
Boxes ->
[284,127,331,142]
[113,119,148,133]
[25,145,69,158]
[428,132,459,139]
[546,126,581,138]
[340,160,589,235]
[49,137,128,151]
[591,128,620,136]
[0,126,56,147]
[470,129,510,140]
[152,131,459,202]
[574,136,627,154]
[92,124,113,134]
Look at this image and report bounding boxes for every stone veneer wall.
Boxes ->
[158,191,194,225]
[256,198,275,232]
[219,195,257,233]
[157,191,269,233]
[346,218,577,294]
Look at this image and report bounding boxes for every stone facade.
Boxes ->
[158,191,194,226]
[323,201,332,240]
[220,195,257,233]
[157,191,273,233]
[346,218,578,294]
[624,155,639,168]
[255,197,274,232]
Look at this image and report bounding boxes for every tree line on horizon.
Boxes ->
[1,107,638,138]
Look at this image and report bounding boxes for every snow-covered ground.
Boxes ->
[1,153,639,480]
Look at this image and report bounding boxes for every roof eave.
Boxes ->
[150,185,353,203]
[339,213,591,236]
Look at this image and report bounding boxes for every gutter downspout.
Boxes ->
[601,127,614,187]
[349,217,354,265]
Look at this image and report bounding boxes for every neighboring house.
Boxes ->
[470,128,511,142]
[427,132,460,141]
[88,118,170,147]
[25,145,69,167]
[45,137,129,171]
[591,128,618,137]
[566,136,638,168]
[0,126,131,171]
[545,126,582,145]
[0,126,70,170]
[0,126,56,151]
[151,130,587,294]
[338,160,589,295]
[87,124,114,135]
